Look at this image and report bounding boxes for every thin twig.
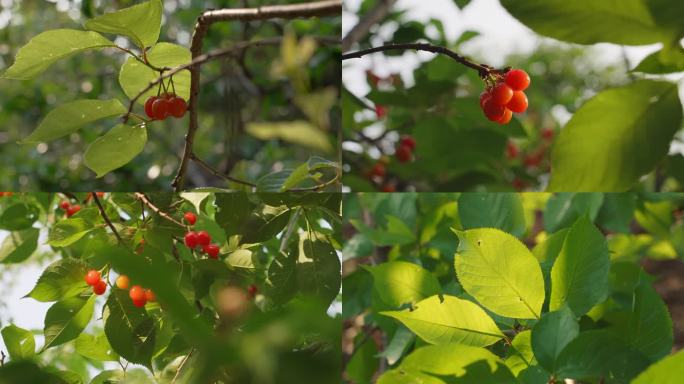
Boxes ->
[172,0,342,191]
[172,349,195,384]
[342,43,506,77]
[189,153,257,188]
[1,350,5,366]
[92,192,124,244]
[134,193,186,228]
[341,0,397,51]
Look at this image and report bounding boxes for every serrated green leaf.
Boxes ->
[25,258,89,302]
[21,99,126,143]
[365,261,440,307]
[104,289,156,369]
[549,80,682,191]
[550,216,610,316]
[454,228,545,319]
[0,203,40,231]
[256,170,293,192]
[1,324,35,360]
[42,295,95,351]
[381,295,504,346]
[500,0,667,45]
[84,124,147,177]
[85,0,162,48]
[1,29,113,80]
[119,42,190,104]
[531,306,579,373]
[0,229,39,264]
[75,333,119,361]
[48,218,93,247]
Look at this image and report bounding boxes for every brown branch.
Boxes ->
[134,192,186,228]
[171,0,342,192]
[342,43,507,77]
[0,350,5,366]
[92,192,124,244]
[189,153,257,189]
[341,0,397,52]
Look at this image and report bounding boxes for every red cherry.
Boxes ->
[395,145,412,163]
[183,212,197,226]
[66,205,81,218]
[184,231,198,248]
[144,96,158,119]
[168,97,187,118]
[505,69,530,91]
[370,163,385,178]
[144,289,156,302]
[483,98,505,121]
[203,244,220,259]
[129,285,145,301]
[59,201,70,210]
[85,270,100,286]
[151,98,170,120]
[541,128,554,140]
[479,91,492,109]
[375,105,387,119]
[400,136,416,151]
[196,231,211,247]
[506,141,519,159]
[512,177,526,191]
[248,285,258,297]
[491,83,513,106]
[132,298,147,307]
[524,153,542,168]
[507,91,528,113]
[93,280,107,295]
[497,108,513,125]
[381,184,396,192]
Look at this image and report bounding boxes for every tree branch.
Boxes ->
[171,0,342,192]
[341,0,397,52]
[92,192,124,244]
[134,192,186,228]
[189,153,257,189]
[342,43,506,77]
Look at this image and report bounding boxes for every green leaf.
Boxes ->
[42,295,95,351]
[341,233,373,261]
[0,229,39,264]
[119,42,190,103]
[549,216,610,316]
[504,330,536,376]
[25,259,89,302]
[633,46,684,74]
[84,124,147,177]
[256,170,293,192]
[543,192,604,232]
[555,330,649,382]
[214,192,254,237]
[241,205,291,244]
[75,333,120,361]
[267,251,297,305]
[225,249,255,272]
[531,306,579,373]
[350,216,416,246]
[500,0,667,45]
[452,360,518,383]
[0,203,40,231]
[548,80,682,191]
[380,295,504,346]
[1,29,113,80]
[48,218,93,247]
[632,349,684,384]
[346,337,379,384]
[246,121,334,153]
[0,361,69,384]
[21,99,126,143]
[596,193,637,233]
[1,324,35,360]
[365,261,441,307]
[84,0,162,48]
[104,289,156,369]
[612,282,673,361]
[453,228,545,319]
[377,326,414,365]
[296,234,342,306]
[378,343,500,384]
[459,193,526,237]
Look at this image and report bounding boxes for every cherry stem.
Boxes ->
[342,43,508,78]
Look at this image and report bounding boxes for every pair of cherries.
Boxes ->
[144,93,187,120]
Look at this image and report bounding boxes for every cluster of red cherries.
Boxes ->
[144,93,187,121]
[85,270,156,307]
[479,69,530,124]
[59,200,81,217]
[182,212,220,259]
